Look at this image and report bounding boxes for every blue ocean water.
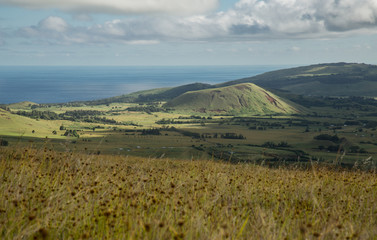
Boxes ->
[0,65,289,104]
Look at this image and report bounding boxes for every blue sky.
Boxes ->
[0,0,376,66]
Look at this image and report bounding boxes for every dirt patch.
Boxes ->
[237,96,248,107]
[262,90,286,112]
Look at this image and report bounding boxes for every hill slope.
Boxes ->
[0,109,62,138]
[7,101,39,109]
[80,83,213,105]
[165,83,299,115]
[218,63,377,97]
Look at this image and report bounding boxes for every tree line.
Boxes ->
[15,110,119,125]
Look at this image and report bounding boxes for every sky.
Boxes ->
[0,0,376,66]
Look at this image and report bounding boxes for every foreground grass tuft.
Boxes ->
[0,147,376,239]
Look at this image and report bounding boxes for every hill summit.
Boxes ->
[165,83,299,115]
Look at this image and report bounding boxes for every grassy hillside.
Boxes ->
[135,83,213,102]
[0,109,63,138]
[75,87,171,106]
[79,83,213,105]
[7,101,39,109]
[165,83,299,115]
[1,147,376,239]
[218,63,377,97]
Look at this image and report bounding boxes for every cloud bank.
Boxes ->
[14,0,377,45]
[0,0,218,15]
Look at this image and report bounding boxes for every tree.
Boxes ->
[262,141,276,148]
[277,141,291,148]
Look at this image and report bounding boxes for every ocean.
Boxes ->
[0,65,289,104]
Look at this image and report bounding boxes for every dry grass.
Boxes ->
[0,146,376,239]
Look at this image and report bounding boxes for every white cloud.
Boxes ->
[232,0,377,36]
[39,16,68,32]
[13,0,377,46]
[0,0,219,15]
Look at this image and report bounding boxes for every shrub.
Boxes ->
[0,139,9,146]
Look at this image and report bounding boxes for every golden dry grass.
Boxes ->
[0,146,376,239]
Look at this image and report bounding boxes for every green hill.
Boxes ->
[8,101,39,110]
[218,63,377,97]
[165,83,300,115]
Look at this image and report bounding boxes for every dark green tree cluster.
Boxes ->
[63,130,80,138]
[0,139,9,146]
[15,110,119,125]
[314,134,340,143]
[261,141,291,148]
[221,133,246,140]
[141,129,161,135]
[16,110,59,120]
[348,145,367,153]
[155,118,173,124]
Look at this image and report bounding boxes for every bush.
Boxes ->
[141,129,161,135]
[261,141,276,148]
[348,145,368,154]
[277,141,291,148]
[0,139,9,146]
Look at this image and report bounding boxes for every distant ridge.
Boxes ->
[218,63,377,97]
[74,62,377,107]
[8,101,39,109]
[165,83,299,115]
[77,83,212,105]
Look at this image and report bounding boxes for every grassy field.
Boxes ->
[2,101,377,165]
[1,146,376,239]
[0,109,64,139]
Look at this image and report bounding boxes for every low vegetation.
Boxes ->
[1,146,376,239]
